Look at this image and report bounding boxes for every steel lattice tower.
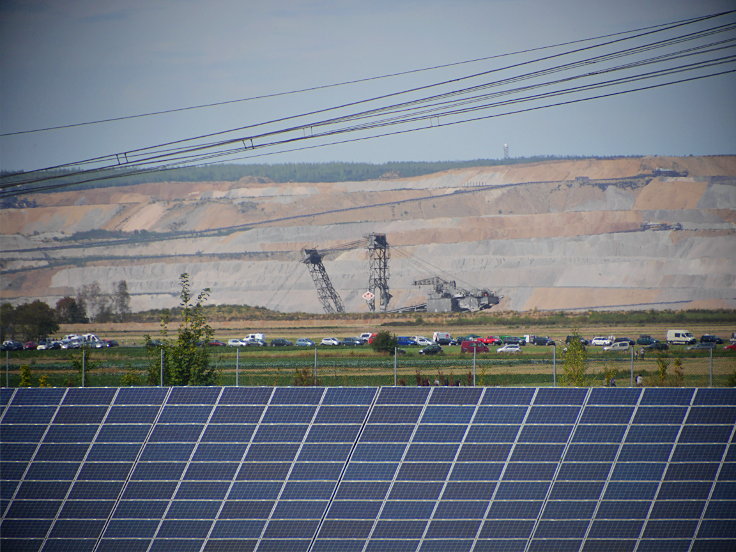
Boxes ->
[303,249,344,314]
[367,233,391,312]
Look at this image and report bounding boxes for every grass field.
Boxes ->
[3,320,735,388]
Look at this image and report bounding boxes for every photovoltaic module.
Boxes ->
[1,386,734,551]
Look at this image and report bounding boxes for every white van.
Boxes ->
[666,329,696,345]
[433,332,453,345]
[244,333,265,342]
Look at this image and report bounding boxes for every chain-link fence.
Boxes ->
[3,346,735,388]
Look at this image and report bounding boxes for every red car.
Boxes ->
[478,336,502,345]
[461,340,489,353]
[725,343,736,351]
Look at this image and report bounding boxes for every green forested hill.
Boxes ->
[3,155,609,195]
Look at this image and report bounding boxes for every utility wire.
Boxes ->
[2,14,734,196]
[2,65,732,198]
[2,10,731,137]
[5,10,733,179]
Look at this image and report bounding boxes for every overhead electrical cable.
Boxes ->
[1,9,731,137]
[5,11,732,180]
[1,12,734,197]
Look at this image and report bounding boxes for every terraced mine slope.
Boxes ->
[1,156,735,313]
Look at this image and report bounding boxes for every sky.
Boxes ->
[1,0,735,172]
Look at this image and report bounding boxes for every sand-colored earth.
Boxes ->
[1,155,735,313]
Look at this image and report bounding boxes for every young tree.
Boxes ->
[113,280,131,322]
[562,329,587,386]
[370,331,398,354]
[77,282,111,323]
[19,364,33,387]
[153,274,217,386]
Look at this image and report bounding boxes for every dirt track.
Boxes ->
[1,156,734,313]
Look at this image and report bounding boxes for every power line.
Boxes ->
[2,10,731,137]
[2,12,734,196]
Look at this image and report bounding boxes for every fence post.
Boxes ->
[5,350,8,387]
[314,347,318,385]
[630,346,634,387]
[160,348,164,386]
[472,348,477,386]
[394,348,397,386]
[552,345,556,387]
[236,347,240,387]
[82,348,86,387]
[709,347,713,387]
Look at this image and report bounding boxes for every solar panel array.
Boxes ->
[1,386,735,552]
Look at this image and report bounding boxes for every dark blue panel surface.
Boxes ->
[114,387,168,404]
[3,406,57,424]
[262,405,316,423]
[2,385,734,552]
[322,387,376,405]
[641,388,694,405]
[158,405,213,423]
[376,387,430,404]
[62,388,116,405]
[9,388,66,405]
[429,387,482,405]
[218,387,272,404]
[271,387,324,404]
[693,388,736,405]
[314,406,368,423]
[534,388,587,405]
[367,405,422,423]
[167,387,221,404]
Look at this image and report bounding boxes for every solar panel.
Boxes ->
[1,386,735,552]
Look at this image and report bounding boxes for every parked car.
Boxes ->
[604,341,630,352]
[591,336,613,347]
[270,338,292,347]
[23,341,38,350]
[497,343,521,353]
[321,337,341,346]
[456,335,482,344]
[461,340,489,353]
[295,338,315,347]
[479,336,502,345]
[500,336,525,345]
[725,343,736,351]
[565,336,589,345]
[636,335,657,346]
[419,344,443,355]
[245,339,267,347]
[700,334,724,344]
[1,340,24,351]
[227,338,246,347]
[207,340,226,347]
[643,341,669,351]
[412,336,434,346]
[532,336,556,346]
[396,336,418,347]
[687,342,716,351]
[103,339,119,348]
[614,337,635,346]
[341,337,364,346]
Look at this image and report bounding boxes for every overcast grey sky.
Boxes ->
[1,0,735,172]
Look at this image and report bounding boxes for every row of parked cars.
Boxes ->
[223,335,370,348]
[1,334,118,351]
